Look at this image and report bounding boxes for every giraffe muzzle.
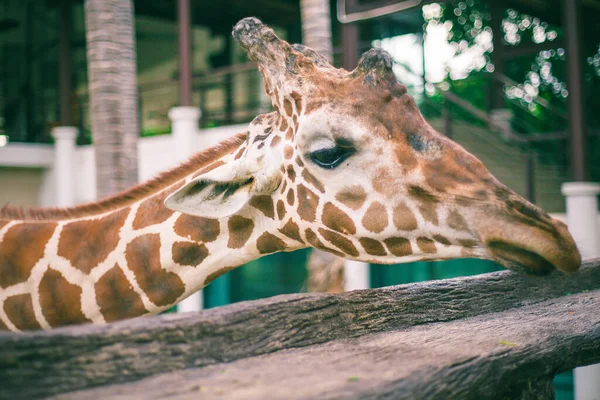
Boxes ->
[481,206,581,275]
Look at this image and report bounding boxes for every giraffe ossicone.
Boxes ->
[0,17,581,332]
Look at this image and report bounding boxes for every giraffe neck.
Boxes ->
[0,133,269,331]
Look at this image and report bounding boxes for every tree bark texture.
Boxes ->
[0,259,598,399]
[301,0,334,63]
[84,0,139,198]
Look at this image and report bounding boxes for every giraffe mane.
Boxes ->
[0,132,248,221]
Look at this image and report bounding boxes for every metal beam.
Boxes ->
[58,0,72,126]
[342,22,359,70]
[563,0,588,181]
[177,0,192,107]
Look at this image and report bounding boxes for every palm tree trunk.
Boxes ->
[301,0,346,293]
[300,0,334,62]
[84,0,139,198]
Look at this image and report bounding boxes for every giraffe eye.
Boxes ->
[309,145,354,169]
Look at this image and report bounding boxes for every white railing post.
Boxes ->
[51,126,78,207]
[343,260,370,291]
[169,106,204,313]
[562,182,600,400]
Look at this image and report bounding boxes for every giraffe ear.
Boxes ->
[164,164,254,218]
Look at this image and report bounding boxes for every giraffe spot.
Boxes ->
[393,141,418,170]
[132,188,178,230]
[286,127,294,140]
[280,179,288,194]
[291,91,303,113]
[227,216,254,249]
[4,294,42,331]
[305,100,325,115]
[433,234,451,246]
[305,228,345,258]
[284,146,294,160]
[297,184,319,222]
[174,214,220,243]
[322,202,356,235]
[459,239,478,248]
[447,209,469,232]
[126,234,185,306]
[39,268,91,328]
[336,186,367,210]
[58,208,129,274]
[95,264,147,322]
[286,165,296,182]
[204,266,237,285]
[372,168,395,196]
[461,247,477,258]
[192,161,226,179]
[279,118,289,132]
[302,169,325,193]
[319,228,359,257]
[283,98,293,116]
[359,238,387,256]
[249,195,275,219]
[384,237,412,257]
[270,136,282,148]
[172,241,209,266]
[257,142,265,150]
[362,202,388,233]
[424,158,475,192]
[419,202,439,225]
[393,203,418,231]
[287,188,296,206]
[417,237,437,254]
[276,199,286,220]
[256,232,287,254]
[257,155,265,163]
[293,115,298,130]
[0,222,57,288]
[472,189,489,201]
[295,156,304,167]
[279,219,303,243]
[234,147,246,160]
[409,185,439,203]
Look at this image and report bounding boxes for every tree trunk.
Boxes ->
[301,0,345,293]
[84,0,139,198]
[300,0,334,62]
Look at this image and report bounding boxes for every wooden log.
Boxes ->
[54,289,600,399]
[0,259,599,399]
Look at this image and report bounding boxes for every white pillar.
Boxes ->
[561,182,600,400]
[343,260,370,291]
[169,106,201,161]
[51,126,78,207]
[169,106,203,313]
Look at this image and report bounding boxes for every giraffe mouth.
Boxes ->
[487,241,556,275]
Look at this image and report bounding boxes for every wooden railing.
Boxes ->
[1,259,599,399]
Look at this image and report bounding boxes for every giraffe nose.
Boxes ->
[477,200,581,274]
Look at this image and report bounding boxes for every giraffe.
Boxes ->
[0,18,581,332]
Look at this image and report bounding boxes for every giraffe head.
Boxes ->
[166,17,581,275]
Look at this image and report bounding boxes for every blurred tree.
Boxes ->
[84,0,139,197]
[422,0,599,175]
